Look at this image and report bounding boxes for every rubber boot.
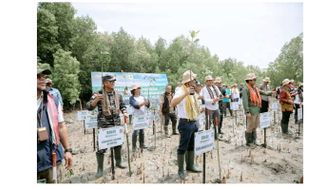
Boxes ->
[164,125,170,137]
[245,131,252,146]
[281,123,288,134]
[177,154,186,180]
[185,151,202,173]
[172,124,178,135]
[95,152,104,178]
[252,130,257,145]
[114,146,126,169]
[132,132,137,152]
[139,130,147,149]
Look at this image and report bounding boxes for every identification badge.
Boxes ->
[38,127,48,141]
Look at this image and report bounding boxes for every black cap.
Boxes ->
[102,75,116,82]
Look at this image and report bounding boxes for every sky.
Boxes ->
[72,2,303,69]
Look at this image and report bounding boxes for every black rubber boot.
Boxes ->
[132,132,137,152]
[139,130,147,149]
[252,130,257,145]
[177,154,186,180]
[95,152,104,178]
[172,124,178,135]
[245,132,252,146]
[164,125,170,137]
[185,151,202,173]
[114,146,127,169]
[281,123,288,134]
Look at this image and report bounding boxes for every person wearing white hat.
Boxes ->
[259,77,273,113]
[171,70,201,179]
[200,75,222,139]
[279,79,294,134]
[129,84,150,151]
[242,73,262,146]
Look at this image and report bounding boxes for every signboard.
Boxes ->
[132,112,150,130]
[260,112,271,129]
[77,110,90,121]
[85,114,98,129]
[230,102,239,111]
[98,126,124,150]
[271,102,278,112]
[91,72,168,110]
[194,129,214,155]
[197,113,206,130]
[297,108,303,121]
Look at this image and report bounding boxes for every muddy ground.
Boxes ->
[61,108,303,184]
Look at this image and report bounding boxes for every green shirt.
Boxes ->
[242,85,260,115]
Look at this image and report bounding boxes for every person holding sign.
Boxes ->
[171,70,202,180]
[242,73,262,146]
[259,77,273,113]
[86,75,128,178]
[200,75,222,139]
[160,84,178,137]
[37,64,73,183]
[279,79,294,135]
[129,85,150,151]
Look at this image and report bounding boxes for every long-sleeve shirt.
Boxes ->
[259,84,272,102]
[242,85,260,115]
[200,85,222,110]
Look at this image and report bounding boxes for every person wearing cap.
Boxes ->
[171,70,201,180]
[45,78,64,107]
[37,64,73,183]
[279,79,294,134]
[86,74,128,177]
[294,83,303,124]
[242,73,262,146]
[129,85,150,151]
[200,75,222,139]
[214,77,225,135]
[160,84,177,137]
[259,77,273,113]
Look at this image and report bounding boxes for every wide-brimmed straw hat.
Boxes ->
[182,70,197,84]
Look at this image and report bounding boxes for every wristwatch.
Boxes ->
[65,148,73,153]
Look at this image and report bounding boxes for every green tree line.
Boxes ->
[37,2,303,108]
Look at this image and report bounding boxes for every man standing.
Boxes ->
[160,84,177,137]
[294,83,303,124]
[242,73,262,146]
[259,77,273,113]
[200,75,222,139]
[86,75,128,178]
[171,70,201,180]
[46,78,64,107]
[279,79,294,134]
[37,64,73,183]
[214,77,225,135]
[222,85,233,117]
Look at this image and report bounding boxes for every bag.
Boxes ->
[38,127,48,142]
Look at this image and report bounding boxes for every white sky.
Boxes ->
[72,2,302,69]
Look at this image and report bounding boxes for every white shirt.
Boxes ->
[173,87,199,119]
[131,96,147,115]
[200,85,222,110]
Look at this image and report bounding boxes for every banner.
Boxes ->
[194,129,214,155]
[91,72,168,110]
[260,112,271,129]
[98,126,124,150]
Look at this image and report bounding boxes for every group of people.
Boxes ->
[37,64,303,183]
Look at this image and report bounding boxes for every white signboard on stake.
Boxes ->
[260,112,271,129]
[271,102,278,112]
[77,110,90,121]
[85,114,98,129]
[98,126,124,150]
[297,108,303,121]
[194,129,214,155]
[230,102,239,111]
[198,113,206,131]
[132,111,149,130]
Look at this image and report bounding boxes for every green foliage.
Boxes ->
[52,49,81,105]
[37,2,303,108]
[267,33,303,87]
